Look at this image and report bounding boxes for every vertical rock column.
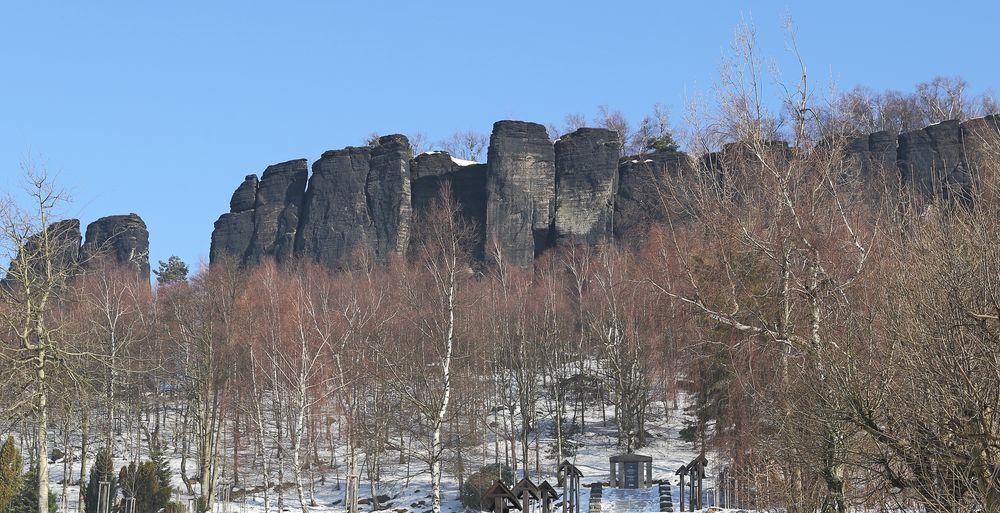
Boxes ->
[81,214,151,278]
[246,159,308,264]
[295,147,374,269]
[486,120,555,266]
[366,134,412,260]
[553,128,621,245]
[210,174,258,265]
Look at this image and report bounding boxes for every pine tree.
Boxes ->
[153,256,189,285]
[0,436,24,513]
[9,466,57,513]
[119,461,170,513]
[147,436,173,498]
[85,449,119,513]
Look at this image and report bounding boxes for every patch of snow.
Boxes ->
[450,156,479,166]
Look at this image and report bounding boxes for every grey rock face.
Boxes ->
[81,214,150,278]
[295,147,374,268]
[553,128,621,245]
[614,151,694,245]
[247,159,308,264]
[367,135,412,260]
[486,120,556,266]
[230,175,259,213]
[410,152,487,258]
[2,219,82,287]
[210,211,255,265]
[845,131,897,181]
[898,120,967,199]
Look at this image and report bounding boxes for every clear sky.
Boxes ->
[2,1,997,277]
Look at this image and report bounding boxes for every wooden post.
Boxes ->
[676,466,686,512]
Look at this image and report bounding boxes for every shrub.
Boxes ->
[460,463,514,510]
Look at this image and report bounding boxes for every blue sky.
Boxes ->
[2,1,997,277]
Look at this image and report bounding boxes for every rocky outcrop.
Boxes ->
[485,120,556,266]
[410,151,488,258]
[295,147,374,268]
[210,211,255,265]
[207,115,1000,270]
[80,214,150,277]
[614,151,694,244]
[210,174,260,265]
[554,128,621,245]
[367,135,412,259]
[2,219,82,287]
[898,120,968,200]
[845,131,897,181]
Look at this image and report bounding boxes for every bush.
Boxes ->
[9,466,57,513]
[85,448,119,513]
[0,436,24,513]
[460,463,514,511]
[120,461,171,513]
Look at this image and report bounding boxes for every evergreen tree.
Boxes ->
[119,461,170,513]
[9,466,57,513]
[0,436,24,513]
[153,256,189,285]
[147,436,173,498]
[644,132,679,153]
[85,449,119,513]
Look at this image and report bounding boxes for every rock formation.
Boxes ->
[247,159,308,264]
[485,121,556,266]
[80,214,151,278]
[1,219,82,287]
[5,214,151,285]
[207,115,1000,270]
[614,151,694,244]
[553,128,621,245]
[367,135,412,259]
[410,151,488,259]
[295,146,374,268]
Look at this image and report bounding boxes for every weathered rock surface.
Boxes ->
[81,214,150,278]
[295,147,374,268]
[207,116,1000,270]
[898,120,967,200]
[410,151,488,258]
[247,159,308,264]
[854,131,897,179]
[614,151,694,244]
[367,135,412,260]
[486,120,556,266]
[210,211,255,265]
[230,175,259,212]
[2,219,82,287]
[554,128,621,245]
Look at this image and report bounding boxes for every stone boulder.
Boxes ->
[485,120,555,266]
[553,128,621,245]
[247,159,308,264]
[295,147,374,268]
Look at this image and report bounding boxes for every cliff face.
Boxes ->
[486,121,556,266]
[554,128,621,245]
[208,115,1000,269]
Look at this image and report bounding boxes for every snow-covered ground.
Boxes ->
[45,393,725,513]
